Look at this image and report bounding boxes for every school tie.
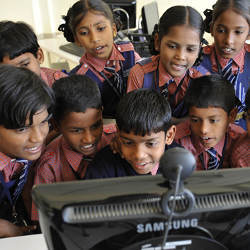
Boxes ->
[12,159,30,203]
[160,79,175,99]
[207,148,219,170]
[103,66,124,95]
[222,59,245,112]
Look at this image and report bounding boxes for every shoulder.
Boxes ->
[40,67,67,86]
[231,133,250,167]
[175,120,192,140]
[202,45,214,55]
[189,65,210,78]
[228,123,245,140]
[245,43,250,53]
[136,55,159,73]
[115,41,135,52]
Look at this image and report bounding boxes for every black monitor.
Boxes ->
[32,167,250,250]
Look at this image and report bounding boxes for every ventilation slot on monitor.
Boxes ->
[62,191,250,223]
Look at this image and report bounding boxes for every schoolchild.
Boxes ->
[231,88,250,167]
[175,74,245,171]
[127,6,209,121]
[84,89,177,179]
[202,0,250,129]
[0,21,67,87]
[0,65,54,237]
[32,74,116,220]
[58,0,141,118]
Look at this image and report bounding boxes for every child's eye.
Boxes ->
[21,63,30,67]
[97,26,106,32]
[167,43,176,49]
[70,129,82,133]
[16,127,29,133]
[79,30,88,36]
[190,118,199,123]
[187,47,198,53]
[121,140,133,146]
[210,119,219,124]
[216,28,225,33]
[146,142,158,147]
[91,121,102,130]
[235,30,243,35]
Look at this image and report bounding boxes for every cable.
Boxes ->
[161,165,183,249]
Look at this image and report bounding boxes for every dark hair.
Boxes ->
[185,74,238,114]
[149,6,205,65]
[116,89,172,136]
[245,88,250,111]
[204,0,250,33]
[0,21,40,62]
[0,65,54,129]
[52,74,102,122]
[58,0,114,42]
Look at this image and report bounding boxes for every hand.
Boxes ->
[0,219,37,238]
[110,135,123,158]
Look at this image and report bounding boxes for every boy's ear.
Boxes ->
[229,107,238,123]
[154,33,160,51]
[165,125,176,145]
[36,48,44,64]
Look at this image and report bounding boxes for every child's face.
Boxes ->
[74,11,117,60]
[211,9,250,59]
[189,106,235,149]
[118,126,176,175]
[1,49,44,76]
[58,108,103,156]
[156,25,200,78]
[0,108,50,161]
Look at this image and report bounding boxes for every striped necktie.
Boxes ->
[160,79,174,99]
[207,148,219,170]
[12,159,30,203]
[222,59,245,112]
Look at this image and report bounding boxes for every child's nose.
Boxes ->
[29,127,45,143]
[200,121,209,135]
[175,48,185,60]
[224,31,234,45]
[90,31,100,42]
[81,130,95,144]
[134,145,146,160]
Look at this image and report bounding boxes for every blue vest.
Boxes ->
[201,51,250,130]
[138,58,208,118]
[70,42,136,118]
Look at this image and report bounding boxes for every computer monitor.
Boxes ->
[32,167,250,250]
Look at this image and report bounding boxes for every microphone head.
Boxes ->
[159,147,196,182]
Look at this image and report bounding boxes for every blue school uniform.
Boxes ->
[70,41,139,118]
[201,44,250,130]
[128,55,209,118]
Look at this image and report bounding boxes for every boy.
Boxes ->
[0,21,66,87]
[32,74,116,220]
[85,89,177,179]
[231,88,250,167]
[175,74,245,170]
[0,65,54,237]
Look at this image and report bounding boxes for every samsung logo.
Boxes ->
[137,218,198,233]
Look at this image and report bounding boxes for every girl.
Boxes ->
[202,0,250,130]
[127,6,209,123]
[58,0,140,118]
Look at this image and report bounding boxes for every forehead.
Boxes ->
[2,52,36,65]
[60,108,102,128]
[189,106,228,117]
[119,130,165,142]
[162,25,200,44]
[25,108,49,126]
[76,11,111,29]
[214,9,249,28]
